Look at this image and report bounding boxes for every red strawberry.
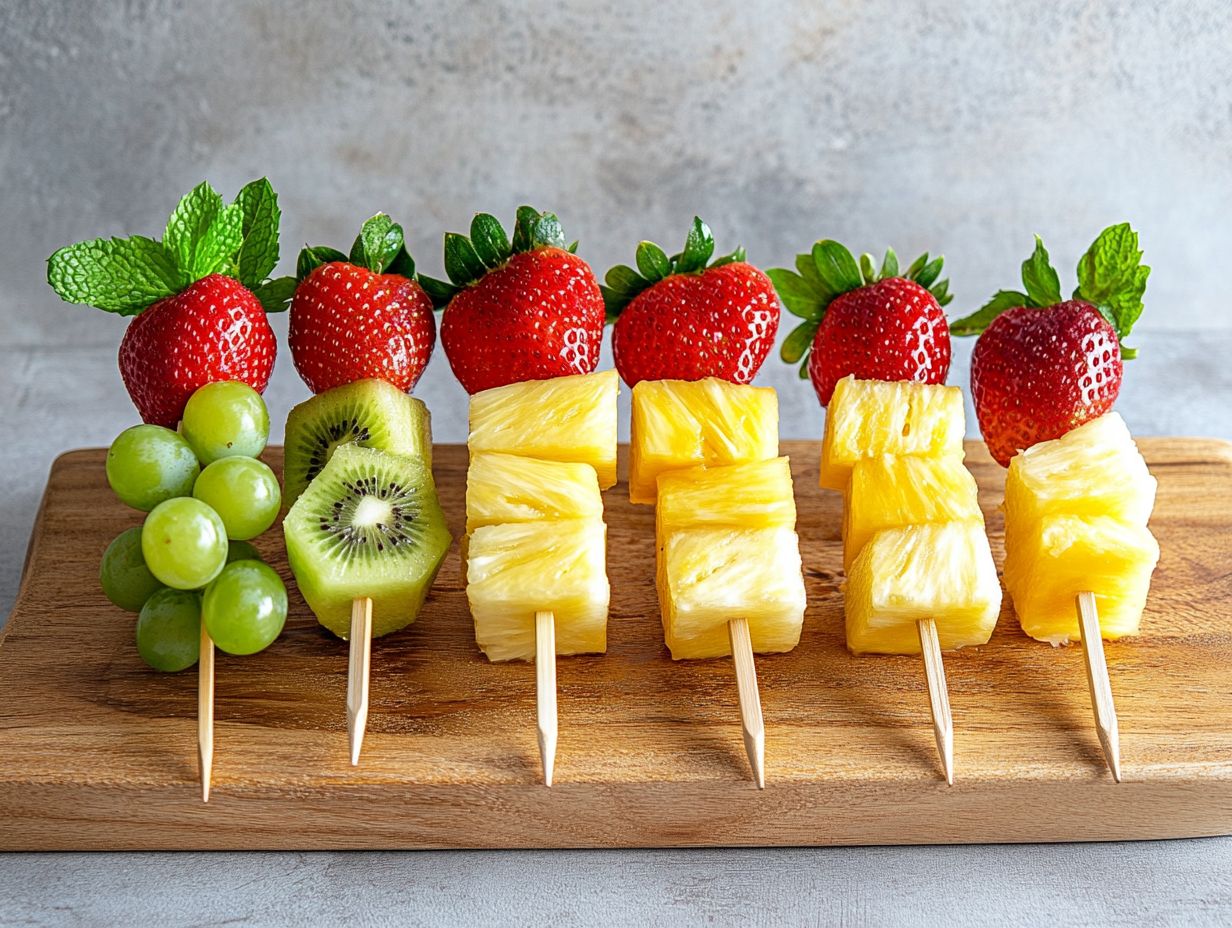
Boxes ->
[119,274,276,427]
[421,207,604,394]
[605,219,779,387]
[46,178,292,425]
[289,214,435,394]
[769,242,953,405]
[953,225,1149,466]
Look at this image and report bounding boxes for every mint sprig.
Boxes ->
[296,213,418,283]
[600,218,747,322]
[47,178,289,316]
[768,241,953,378]
[950,223,1149,358]
[418,206,578,309]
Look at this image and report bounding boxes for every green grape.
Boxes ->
[181,381,270,464]
[226,539,262,563]
[202,559,288,655]
[141,497,228,590]
[192,457,281,540]
[106,424,200,510]
[100,526,165,611]
[136,588,201,672]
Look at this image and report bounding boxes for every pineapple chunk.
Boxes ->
[843,453,982,570]
[820,376,965,490]
[656,457,796,539]
[659,527,806,660]
[1002,514,1159,645]
[466,452,602,534]
[630,378,779,504]
[468,371,618,489]
[845,522,1001,654]
[1004,412,1157,532]
[466,520,609,662]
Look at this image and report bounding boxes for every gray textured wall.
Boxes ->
[2,0,1230,443]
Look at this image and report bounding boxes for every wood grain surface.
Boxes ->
[1,440,1230,851]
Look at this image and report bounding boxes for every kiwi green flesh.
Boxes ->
[283,378,432,506]
[284,442,451,638]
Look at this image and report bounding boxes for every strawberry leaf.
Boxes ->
[470,214,510,268]
[914,256,944,289]
[635,241,671,280]
[296,245,347,281]
[419,274,459,308]
[879,248,899,280]
[252,275,296,313]
[1074,222,1150,351]
[675,218,716,274]
[811,241,862,295]
[46,235,184,315]
[233,178,281,288]
[949,289,1029,336]
[444,232,487,286]
[1020,235,1062,307]
[765,268,822,320]
[859,253,877,285]
[780,320,816,365]
[350,213,406,274]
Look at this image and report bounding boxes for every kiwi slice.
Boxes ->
[284,443,452,638]
[283,378,432,506]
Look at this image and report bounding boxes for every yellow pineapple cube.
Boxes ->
[845,522,1001,654]
[629,377,778,504]
[843,453,982,570]
[1004,412,1157,533]
[466,452,602,534]
[1002,515,1159,645]
[468,371,618,489]
[820,376,965,490]
[659,527,806,660]
[656,457,796,539]
[466,519,609,662]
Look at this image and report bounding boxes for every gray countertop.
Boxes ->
[2,333,1230,927]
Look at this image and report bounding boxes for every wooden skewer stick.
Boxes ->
[198,623,215,803]
[916,618,954,786]
[1076,591,1122,783]
[347,596,373,766]
[728,617,766,789]
[535,610,558,787]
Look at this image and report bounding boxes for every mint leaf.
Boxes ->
[811,240,862,296]
[252,275,296,313]
[47,235,184,315]
[193,202,244,278]
[234,179,281,287]
[1020,235,1062,307]
[949,289,1029,336]
[1075,222,1150,344]
[164,181,236,281]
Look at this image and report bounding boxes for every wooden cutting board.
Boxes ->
[1,440,1231,851]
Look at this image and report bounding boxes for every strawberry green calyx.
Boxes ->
[46,178,294,315]
[950,223,1150,359]
[600,217,747,322]
[418,206,578,308]
[768,241,953,378]
[296,213,417,282]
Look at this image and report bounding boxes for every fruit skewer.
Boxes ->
[198,626,215,801]
[825,377,1002,782]
[634,380,807,788]
[463,373,619,786]
[283,382,450,766]
[952,225,1154,780]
